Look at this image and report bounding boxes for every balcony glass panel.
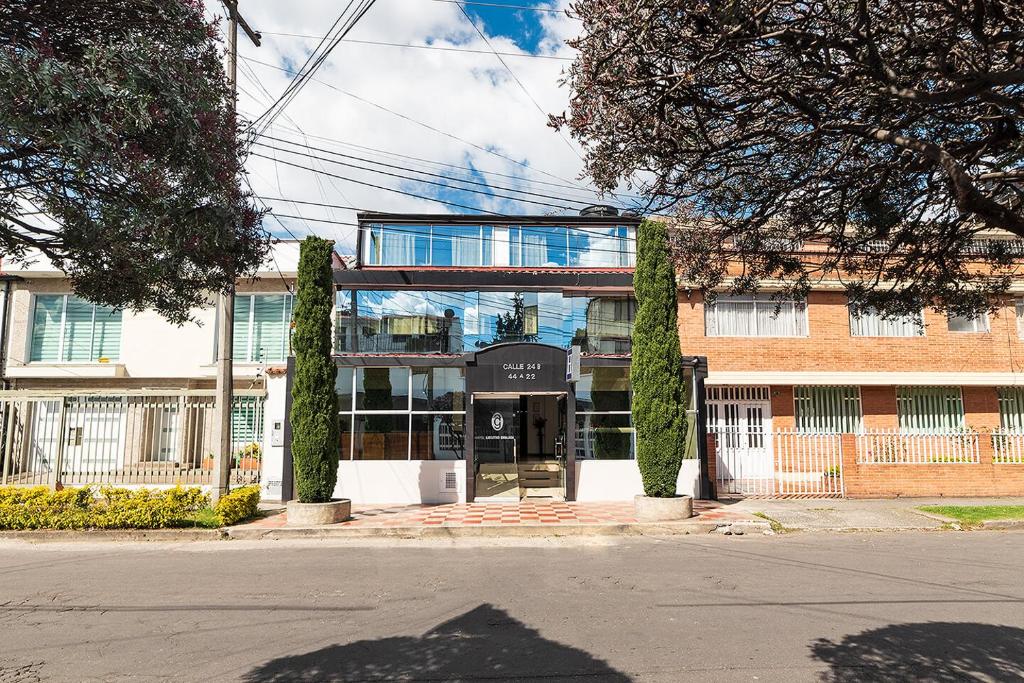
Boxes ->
[363,224,634,268]
[347,290,635,354]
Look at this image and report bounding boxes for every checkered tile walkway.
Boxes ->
[241,499,754,530]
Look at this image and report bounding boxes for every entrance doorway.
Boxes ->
[472,393,567,501]
[707,386,774,496]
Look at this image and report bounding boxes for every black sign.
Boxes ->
[464,343,570,394]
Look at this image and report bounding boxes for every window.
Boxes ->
[896,386,965,432]
[335,290,353,352]
[233,294,293,363]
[361,223,635,268]
[705,295,808,337]
[350,289,636,354]
[30,294,122,362]
[997,387,1024,432]
[571,297,635,354]
[576,366,633,459]
[849,306,923,337]
[794,386,862,433]
[338,366,466,460]
[947,312,989,333]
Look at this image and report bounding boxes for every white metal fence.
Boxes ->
[991,430,1024,464]
[774,431,844,497]
[0,390,265,488]
[856,429,979,464]
[711,428,844,497]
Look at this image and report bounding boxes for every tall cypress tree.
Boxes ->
[631,220,686,497]
[290,237,339,503]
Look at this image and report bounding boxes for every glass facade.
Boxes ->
[336,290,635,355]
[575,366,634,459]
[337,365,467,460]
[363,224,635,268]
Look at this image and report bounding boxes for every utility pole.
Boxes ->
[212,0,260,503]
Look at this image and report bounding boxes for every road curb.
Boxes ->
[0,528,227,543]
[225,519,770,540]
[981,519,1024,530]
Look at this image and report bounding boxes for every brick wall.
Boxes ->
[679,291,1024,374]
[839,434,1024,498]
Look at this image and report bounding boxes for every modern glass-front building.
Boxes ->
[282,210,708,504]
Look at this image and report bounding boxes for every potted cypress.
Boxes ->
[287,237,350,525]
[632,220,693,521]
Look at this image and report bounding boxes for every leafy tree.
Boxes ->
[557,0,1024,317]
[290,237,338,503]
[631,220,685,497]
[494,292,539,343]
[0,0,267,324]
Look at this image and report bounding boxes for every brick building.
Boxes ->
[682,242,1024,498]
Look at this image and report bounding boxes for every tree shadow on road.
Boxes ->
[811,622,1024,681]
[243,603,631,682]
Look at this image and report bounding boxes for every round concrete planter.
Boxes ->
[286,499,352,526]
[634,495,693,522]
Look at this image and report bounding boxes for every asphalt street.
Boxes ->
[1,532,1023,682]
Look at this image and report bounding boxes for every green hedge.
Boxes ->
[0,486,209,530]
[213,485,261,526]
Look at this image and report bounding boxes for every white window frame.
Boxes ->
[231,293,293,364]
[947,311,990,333]
[28,293,121,364]
[704,294,809,338]
[849,306,924,338]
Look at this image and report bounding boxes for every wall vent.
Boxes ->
[440,470,459,492]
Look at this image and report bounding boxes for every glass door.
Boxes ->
[473,397,520,500]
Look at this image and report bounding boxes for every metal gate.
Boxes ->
[708,386,775,495]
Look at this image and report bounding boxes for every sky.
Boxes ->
[203,0,638,255]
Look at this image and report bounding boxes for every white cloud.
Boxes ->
[206,0,629,255]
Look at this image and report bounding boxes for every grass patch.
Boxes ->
[919,505,1024,525]
[185,508,223,529]
[753,511,787,533]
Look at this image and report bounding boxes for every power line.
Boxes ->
[456,1,584,165]
[255,137,595,208]
[252,0,379,136]
[250,153,506,214]
[239,55,608,198]
[259,198,639,255]
[255,121,637,202]
[239,63,362,244]
[250,148,576,211]
[260,33,573,60]
[273,213,360,227]
[428,0,563,12]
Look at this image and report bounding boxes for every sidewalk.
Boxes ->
[727,496,1024,531]
[228,499,768,539]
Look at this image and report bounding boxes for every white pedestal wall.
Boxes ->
[259,373,288,501]
[575,458,701,501]
[333,461,467,504]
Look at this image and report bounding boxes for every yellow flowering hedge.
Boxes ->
[0,485,209,530]
[214,485,261,526]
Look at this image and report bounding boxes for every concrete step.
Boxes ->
[518,462,561,472]
[518,479,560,488]
[521,487,564,500]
